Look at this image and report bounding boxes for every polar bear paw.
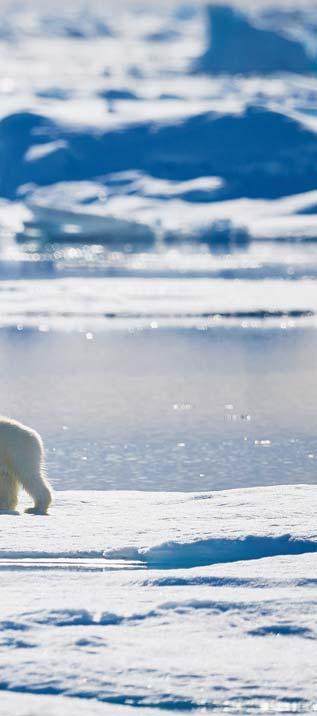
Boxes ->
[25,506,49,515]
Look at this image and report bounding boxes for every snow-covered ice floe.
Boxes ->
[1,485,317,713]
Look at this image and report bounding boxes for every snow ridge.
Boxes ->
[104,534,317,569]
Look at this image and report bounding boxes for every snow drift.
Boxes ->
[105,534,317,570]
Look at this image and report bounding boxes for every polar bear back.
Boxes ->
[0,416,43,474]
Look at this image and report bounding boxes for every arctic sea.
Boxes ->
[1,325,317,493]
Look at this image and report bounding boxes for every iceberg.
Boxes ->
[193,5,317,76]
[22,181,155,244]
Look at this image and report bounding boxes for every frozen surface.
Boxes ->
[0,486,317,713]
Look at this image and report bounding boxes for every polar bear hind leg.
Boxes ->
[23,471,52,515]
[17,451,52,515]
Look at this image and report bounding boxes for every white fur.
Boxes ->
[0,417,53,514]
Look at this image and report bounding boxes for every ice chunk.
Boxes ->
[22,181,155,244]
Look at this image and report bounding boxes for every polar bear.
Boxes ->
[0,416,53,514]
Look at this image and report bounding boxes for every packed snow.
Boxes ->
[0,487,316,713]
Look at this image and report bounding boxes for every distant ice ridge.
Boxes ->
[20,177,248,245]
[2,106,317,244]
[3,106,317,202]
[194,5,317,76]
[17,181,317,247]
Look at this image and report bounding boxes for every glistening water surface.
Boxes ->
[1,326,317,492]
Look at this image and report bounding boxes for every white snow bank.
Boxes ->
[1,486,317,713]
[1,485,316,561]
[194,5,316,76]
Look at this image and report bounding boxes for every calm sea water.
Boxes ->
[1,326,316,492]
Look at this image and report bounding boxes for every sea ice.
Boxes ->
[0,486,316,713]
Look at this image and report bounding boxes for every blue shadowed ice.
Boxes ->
[193,5,317,75]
